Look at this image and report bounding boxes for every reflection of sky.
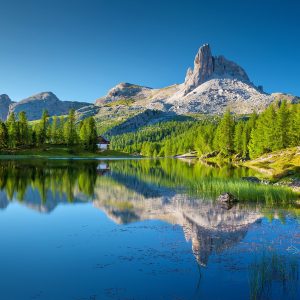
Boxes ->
[0,202,298,300]
[0,159,299,299]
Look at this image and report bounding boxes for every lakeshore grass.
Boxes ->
[191,177,298,204]
[0,145,132,159]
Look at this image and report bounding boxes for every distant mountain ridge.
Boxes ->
[1,43,299,124]
[0,92,90,121]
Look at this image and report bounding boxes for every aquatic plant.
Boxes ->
[249,252,299,300]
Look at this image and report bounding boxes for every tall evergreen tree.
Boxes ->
[38,110,49,145]
[0,122,8,149]
[249,105,277,158]
[288,104,300,146]
[86,117,98,151]
[274,100,289,150]
[64,109,77,146]
[18,111,29,146]
[57,116,65,144]
[50,116,59,144]
[79,119,89,149]
[234,121,244,155]
[215,110,235,156]
[6,112,17,148]
[242,112,257,158]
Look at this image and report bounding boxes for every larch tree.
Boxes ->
[38,110,49,145]
[6,112,18,148]
[64,109,77,146]
[0,122,8,149]
[274,100,290,150]
[234,121,244,155]
[215,110,235,156]
[18,111,29,146]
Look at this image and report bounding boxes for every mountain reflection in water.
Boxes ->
[0,158,299,299]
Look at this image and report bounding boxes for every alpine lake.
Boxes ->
[0,158,299,300]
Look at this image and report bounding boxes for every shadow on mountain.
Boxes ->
[106,109,193,136]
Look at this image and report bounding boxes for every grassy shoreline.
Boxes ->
[0,145,134,159]
[243,147,300,177]
[173,147,300,197]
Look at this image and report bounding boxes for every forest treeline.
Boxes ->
[111,101,300,159]
[0,109,98,151]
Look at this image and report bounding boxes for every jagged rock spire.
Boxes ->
[184,44,214,95]
[184,43,250,95]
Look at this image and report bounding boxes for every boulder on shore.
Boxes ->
[241,176,261,183]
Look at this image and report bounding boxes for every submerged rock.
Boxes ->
[217,192,238,203]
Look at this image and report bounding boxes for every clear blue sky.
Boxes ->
[0,0,299,103]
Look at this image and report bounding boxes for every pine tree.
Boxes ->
[249,105,276,158]
[79,119,89,149]
[216,110,235,156]
[87,117,98,151]
[57,116,65,144]
[6,112,17,148]
[18,111,29,146]
[64,109,77,146]
[0,122,8,149]
[274,100,289,150]
[234,121,244,155]
[164,140,172,157]
[38,110,49,145]
[263,105,277,151]
[50,116,59,144]
[31,130,37,146]
[241,112,257,158]
[288,104,300,146]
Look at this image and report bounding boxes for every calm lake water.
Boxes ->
[0,158,299,300]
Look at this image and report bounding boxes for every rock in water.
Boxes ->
[217,192,237,203]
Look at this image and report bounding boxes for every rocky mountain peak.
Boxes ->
[8,92,90,121]
[184,44,214,95]
[0,94,12,103]
[0,94,14,121]
[95,82,152,105]
[184,44,250,95]
[20,91,59,104]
